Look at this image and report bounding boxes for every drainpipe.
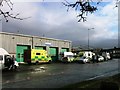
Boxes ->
[32,37,33,49]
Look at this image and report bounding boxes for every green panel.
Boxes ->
[49,47,58,61]
[61,48,68,53]
[50,48,56,56]
[16,45,29,63]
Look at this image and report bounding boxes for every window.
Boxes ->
[88,53,90,56]
[5,55,11,60]
[36,53,40,55]
[18,53,20,58]
[0,55,3,60]
[21,54,24,58]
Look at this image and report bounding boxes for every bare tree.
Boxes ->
[0,0,30,22]
[63,0,119,22]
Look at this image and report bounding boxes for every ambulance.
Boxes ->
[24,49,52,64]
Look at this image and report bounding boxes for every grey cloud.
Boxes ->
[2,2,118,49]
[2,16,117,49]
[2,17,51,36]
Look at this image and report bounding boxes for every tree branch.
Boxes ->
[0,0,31,22]
[62,0,99,22]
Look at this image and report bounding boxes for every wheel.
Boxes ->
[62,57,68,63]
[48,60,52,64]
[103,57,106,61]
[83,60,86,64]
[27,61,31,65]
[13,65,17,70]
[35,61,39,65]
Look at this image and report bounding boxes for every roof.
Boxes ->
[0,48,9,55]
[64,52,73,56]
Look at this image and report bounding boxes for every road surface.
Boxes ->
[2,59,119,88]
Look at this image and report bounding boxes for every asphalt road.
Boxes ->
[2,59,119,88]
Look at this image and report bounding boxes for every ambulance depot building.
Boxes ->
[0,32,72,63]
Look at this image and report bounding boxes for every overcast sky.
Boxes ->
[2,0,118,49]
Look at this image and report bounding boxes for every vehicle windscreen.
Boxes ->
[0,55,3,61]
[81,56,86,59]
[5,55,11,60]
[66,55,73,57]
[4,55,12,66]
[4,55,11,63]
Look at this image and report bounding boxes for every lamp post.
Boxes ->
[88,28,94,50]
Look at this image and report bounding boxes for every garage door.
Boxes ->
[49,47,58,61]
[61,48,69,53]
[16,45,30,63]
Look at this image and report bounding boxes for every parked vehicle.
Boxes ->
[102,52,111,61]
[74,51,94,63]
[75,56,90,64]
[106,53,111,60]
[98,55,104,62]
[0,48,19,70]
[59,52,74,63]
[83,51,93,60]
[24,49,52,64]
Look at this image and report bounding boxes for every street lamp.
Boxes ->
[88,28,94,50]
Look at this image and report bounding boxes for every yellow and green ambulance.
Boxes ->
[24,49,52,64]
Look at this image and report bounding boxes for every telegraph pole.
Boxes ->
[88,28,94,50]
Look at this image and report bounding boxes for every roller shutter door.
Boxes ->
[49,47,58,61]
[61,48,69,53]
[16,45,30,63]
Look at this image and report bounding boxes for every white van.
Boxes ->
[60,52,74,63]
[75,51,94,63]
[83,51,93,60]
[0,48,19,70]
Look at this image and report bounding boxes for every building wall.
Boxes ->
[0,32,72,57]
[0,34,2,48]
[1,33,32,55]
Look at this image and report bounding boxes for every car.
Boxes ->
[106,53,111,60]
[102,52,111,61]
[75,56,90,64]
[98,56,104,62]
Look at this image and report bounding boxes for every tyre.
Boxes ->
[62,57,68,63]
[83,60,86,64]
[35,61,39,65]
[48,60,52,64]
[27,61,31,65]
[103,56,106,61]
[14,65,17,70]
